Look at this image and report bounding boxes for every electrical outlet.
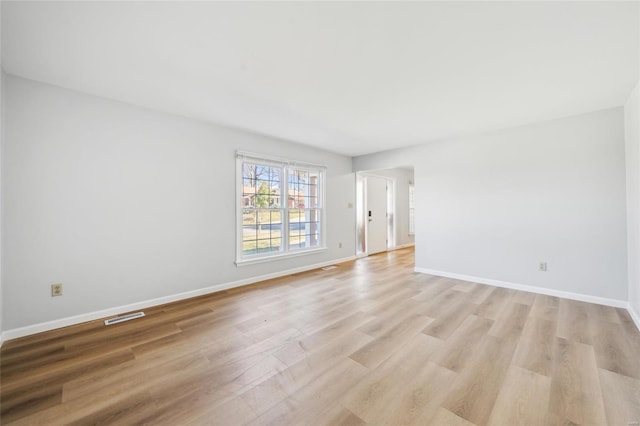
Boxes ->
[539,262,547,272]
[339,242,343,248]
[51,283,63,297]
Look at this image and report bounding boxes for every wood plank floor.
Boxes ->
[2,248,640,425]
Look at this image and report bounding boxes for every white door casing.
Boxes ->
[366,176,388,255]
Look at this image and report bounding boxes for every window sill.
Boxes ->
[235,247,328,267]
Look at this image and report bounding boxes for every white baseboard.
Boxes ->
[627,303,640,332]
[414,267,628,309]
[2,255,357,342]
[387,243,415,252]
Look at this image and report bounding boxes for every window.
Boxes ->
[409,183,415,235]
[237,152,326,264]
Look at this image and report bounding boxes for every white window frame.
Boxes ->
[236,151,327,266]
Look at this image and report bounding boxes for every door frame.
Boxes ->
[355,172,396,257]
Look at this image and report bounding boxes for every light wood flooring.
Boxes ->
[2,248,640,425]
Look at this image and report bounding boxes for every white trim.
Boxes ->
[414,267,628,308]
[236,150,327,170]
[388,243,415,252]
[408,183,415,236]
[355,173,364,256]
[235,247,328,266]
[627,303,640,332]
[2,255,357,342]
[236,155,327,265]
[386,177,396,250]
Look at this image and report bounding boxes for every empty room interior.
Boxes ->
[1,1,640,425]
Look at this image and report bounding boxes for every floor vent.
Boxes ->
[104,312,145,326]
[322,265,338,270]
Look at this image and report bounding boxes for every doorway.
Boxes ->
[356,173,394,256]
[366,175,388,255]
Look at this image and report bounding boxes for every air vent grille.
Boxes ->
[104,311,145,326]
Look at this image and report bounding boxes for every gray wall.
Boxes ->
[0,2,4,339]
[2,74,634,333]
[3,75,356,331]
[355,108,628,302]
[626,81,640,320]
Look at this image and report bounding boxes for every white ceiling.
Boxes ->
[2,1,638,157]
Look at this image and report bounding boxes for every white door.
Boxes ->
[366,176,388,255]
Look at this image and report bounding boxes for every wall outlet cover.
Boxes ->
[51,283,63,297]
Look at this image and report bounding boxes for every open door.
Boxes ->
[366,176,388,255]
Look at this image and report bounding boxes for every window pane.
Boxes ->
[289,209,303,223]
[308,209,321,248]
[295,194,306,208]
[243,162,282,210]
[289,232,303,249]
[270,237,282,251]
[255,180,270,208]
[289,218,306,233]
[269,210,282,223]
[309,172,320,207]
[307,209,321,248]
[240,160,323,261]
[242,209,257,226]
[288,209,321,250]
[242,209,283,256]
[288,169,321,208]
[243,242,258,256]
[289,209,304,249]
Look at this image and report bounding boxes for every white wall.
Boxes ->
[355,108,628,303]
[3,75,356,331]
[626,82,640,322]
[0,1,4,342]
[363,168,415,247]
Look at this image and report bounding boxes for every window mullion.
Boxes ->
[283,166,289,253]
